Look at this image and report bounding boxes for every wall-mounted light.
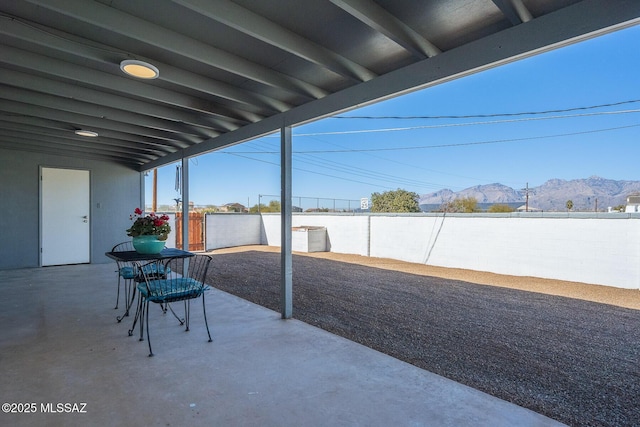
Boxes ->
[120,59,159,79]
[75,130,99,137]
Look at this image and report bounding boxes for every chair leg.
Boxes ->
[165,303,185,325]
[117,279,136,323]
[184,300,190,332]
[126,281,136,315]
[145,301,154,357]
[139,299,145,342]
[202,294,212,342]
[128,293,143,337]
[114,275,121,309]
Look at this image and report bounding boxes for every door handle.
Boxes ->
[82,215,88,223]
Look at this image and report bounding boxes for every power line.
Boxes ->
[292,109,640,137]
[333,99,640,120]
[294,154,440,190]
[231,138,446,190]
[224,152,399,190]
[297,134,480,190]
[227,123,640,154]
[220,122,639,190]
[213,103,640,194]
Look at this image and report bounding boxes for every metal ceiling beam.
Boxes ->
[0,122,169,156]
[141,0,640,171]
[0,68,224,135]
[0,133,155,162]
[0,99,193,148]
[0,85,214,141]
[156,64,290,116]
[0,114,179,151]
[0,13,290,115]
[330,0,441,59]
[0,139,144,166]
[0,45,243,130]
[25,0,328,99]
[175,0,377,82]
[492,0,533,25]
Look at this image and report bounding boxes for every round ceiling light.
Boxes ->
[120,59,159,79]
[75,129,99,137]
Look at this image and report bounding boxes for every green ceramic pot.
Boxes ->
[132,235,166,254]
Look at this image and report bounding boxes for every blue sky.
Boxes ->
[147,24,640,211]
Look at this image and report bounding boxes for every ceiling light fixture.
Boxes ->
[75,129,99,137]
[120,59,159,79]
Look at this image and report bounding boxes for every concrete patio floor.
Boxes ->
[0,263,565,427]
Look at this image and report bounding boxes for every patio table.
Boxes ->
[105,248,194,326]
[105,248,194,264]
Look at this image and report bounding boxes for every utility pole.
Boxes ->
[152,168,157,212]
[521,182,529,212]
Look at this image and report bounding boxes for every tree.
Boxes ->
[439,196,480,213]
[370,189,421,213]
[566,200,574,211]
[267,200,281,212]
[488,203,515,213]
[249,199,281,213]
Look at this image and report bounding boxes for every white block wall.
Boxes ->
[369,214,640,288]
[254,214,370,255]
[204,212,640,289]
[165,213,176,248]
[260,214,281,246]
[205,214,262,250]
[290,214,370,256]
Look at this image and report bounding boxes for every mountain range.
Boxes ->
[418,176,640,212]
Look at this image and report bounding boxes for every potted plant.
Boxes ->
[126,208,171,254]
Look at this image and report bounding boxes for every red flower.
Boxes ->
[126,208,171,240]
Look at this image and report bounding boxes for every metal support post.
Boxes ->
[280,126,293,319]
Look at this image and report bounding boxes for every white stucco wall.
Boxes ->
[290,214,370,256]
[205,214,262,250]
[204,212,640,289]
[260,214,281,246]
[369,214,640,288]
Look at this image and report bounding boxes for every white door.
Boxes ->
[41,167,90,266]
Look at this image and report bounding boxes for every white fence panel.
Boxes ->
[205,214,262,250]
[203,212,640,289]
[292,214,370,256]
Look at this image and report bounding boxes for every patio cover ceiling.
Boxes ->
[0,0,639,171]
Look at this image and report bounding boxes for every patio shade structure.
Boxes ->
[1,0,639,316]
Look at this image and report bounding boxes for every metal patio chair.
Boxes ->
[111,241,136,314]
[112,241,173,323]
[135,254,213,356]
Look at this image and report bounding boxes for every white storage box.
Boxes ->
[292,226,327,252]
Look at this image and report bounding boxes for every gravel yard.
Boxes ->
[207,246,640,427]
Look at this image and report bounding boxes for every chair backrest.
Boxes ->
[140,255,212,303]
[112,241,136,276]
[112,241,134,252]
[185,254,212,285]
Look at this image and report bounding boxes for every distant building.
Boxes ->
[220,203,246,213]
[625,195,640,213]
